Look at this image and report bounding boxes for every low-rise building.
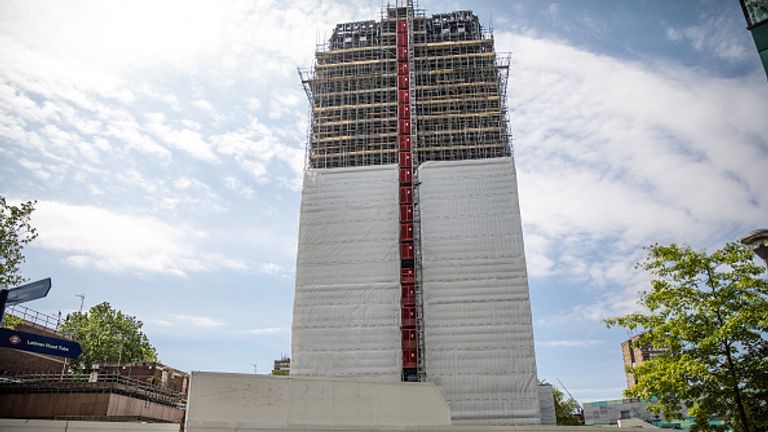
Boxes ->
[583,398,659,425]
[272,356,290,375]
[0,306,187,423]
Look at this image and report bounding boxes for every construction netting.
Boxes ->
[291,165,402,381]
[292,158,542,424]
[538,384,557,425]
[418,157,541,425]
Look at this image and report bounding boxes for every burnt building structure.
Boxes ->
[293,2,546,425]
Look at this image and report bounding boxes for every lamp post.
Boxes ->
[740,228,768,268]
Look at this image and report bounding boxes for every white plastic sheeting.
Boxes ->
[292,165,402,381]
[418,157,541,425]
[538,384,557,425]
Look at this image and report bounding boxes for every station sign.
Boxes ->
[0,327,81,359]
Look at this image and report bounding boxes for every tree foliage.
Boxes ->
[606,242,768,432]
[552,385,581,425]
[0,313,23,329]
[60,302,158,372]
[0,197,38,288]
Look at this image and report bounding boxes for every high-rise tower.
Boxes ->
[293,2,545,425]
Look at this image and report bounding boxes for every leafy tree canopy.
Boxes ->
[0,313,23,329]
[552,385,581,425]
[0,197,37,288]
[60,302,158,372]
[606,242,768,432]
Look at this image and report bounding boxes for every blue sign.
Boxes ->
[5,278,52,306]
[0,328,81,359]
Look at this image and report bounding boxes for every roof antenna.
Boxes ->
[75,293,86,313]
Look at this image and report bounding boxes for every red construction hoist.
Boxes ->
[397,15,420,383]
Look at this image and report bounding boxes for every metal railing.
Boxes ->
[3,304,71,335]
[0,372,187,408]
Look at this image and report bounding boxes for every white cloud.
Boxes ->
[258,262,286,275]
[181,119,202,131]
[168,314,225,328]
[497,33,768,320]
[212,116,304,185]
[502,33,768,235]
[106,117,171,158]
[191,98,222,121]
[0,0,222,74]
[18,158,52,181]
[174,176,208,191]
[1,0,378,83]
[1,0,336,195]
[120,170,159,194]
[666,16,750,61]
[536,339,602,348]
[547,3,559,16]
[247,98,262,110]
[268,90,304,119]
[223,176,255,199]
[163,94,180,111]
[174,177,194,190]
[523,232,554,277]
[32,201,247,277]
[242,327,287,335]
[145,112,218,162]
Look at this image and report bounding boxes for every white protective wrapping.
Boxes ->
[538,384,557,425]
[419,157,541,425]
[292,165,402,381]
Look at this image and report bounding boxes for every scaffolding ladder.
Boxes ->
[397,0,425,383]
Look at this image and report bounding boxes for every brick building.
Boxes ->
[620,334,665,387]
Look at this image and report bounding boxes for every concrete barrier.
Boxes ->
[185,372,452,431]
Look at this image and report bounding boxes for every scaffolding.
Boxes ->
[299,8,512,169]
[296,2,517,390]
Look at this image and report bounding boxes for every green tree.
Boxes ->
[0,197,37,288]
[553,385,581,425]
[1,313,23,329]
[60,302,158,372]
[606,242,768,432]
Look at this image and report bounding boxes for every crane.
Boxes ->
[557,377,584,417]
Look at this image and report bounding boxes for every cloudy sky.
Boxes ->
[1,0,766,402]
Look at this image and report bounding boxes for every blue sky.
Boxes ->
[1,0,766,403]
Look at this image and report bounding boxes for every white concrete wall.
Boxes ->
[185,372,452,431]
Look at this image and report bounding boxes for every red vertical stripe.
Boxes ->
[397,18,418,378]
